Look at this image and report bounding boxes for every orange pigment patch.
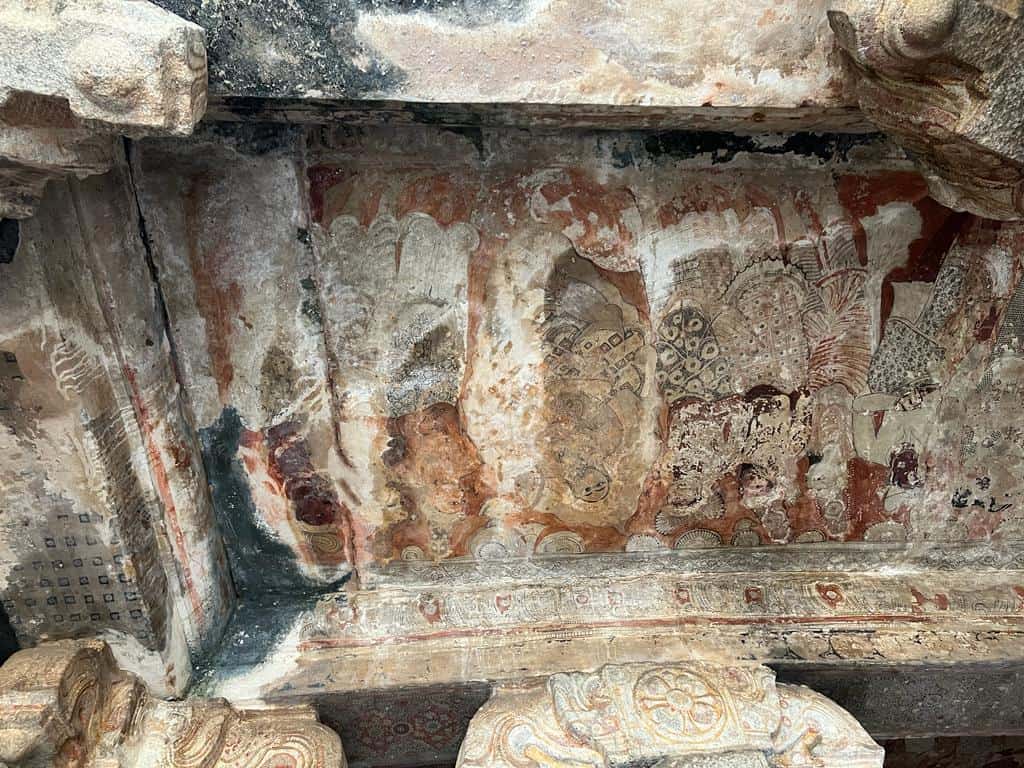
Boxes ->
[397,173,474,227]
[184,175,242,403]
[844,457,892,540]
[377,403,493,559]
[536,169,638,262]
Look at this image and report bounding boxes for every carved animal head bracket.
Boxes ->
[0,640,347,768]
[456,662,884,767]
[829,0,1024,220]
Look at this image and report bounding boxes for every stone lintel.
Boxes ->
[195,557,1024,743]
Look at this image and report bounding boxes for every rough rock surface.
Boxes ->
[153,0,855,116]
[0,0,207,135]
[0,167,232,695]
[829,0,1024,219]
[0,0,208,218]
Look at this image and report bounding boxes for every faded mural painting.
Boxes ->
[127,126,1024,589]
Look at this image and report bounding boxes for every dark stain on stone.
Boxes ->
[200,121,302,156]
[0,219,19,263]
[0,350,24,427]
[444,126,486,159]
[150,0,405,99]
[889,443,922,489]
[354,0,529,26]
[200,407,323,595]
[614,132,885,169]
[299,276,324,325]
[0,604,19,665]
[190,589,331,692]
[265,421,346,528]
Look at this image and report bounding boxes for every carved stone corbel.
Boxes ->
[0,640,347,768]
[828,0,1024,220]
[0,0,208,219]
[456,662,884,767]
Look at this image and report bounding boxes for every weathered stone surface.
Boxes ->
[12,122,1024,754]
[883,737,1024,767]
[128,124,1024,584]
[0,639,347,767]
[131,127,354,595]
[0,0,207,218]
[829,0,1024,220]
[0,0,206,135]
[0,167,232,694]
[0,127,117,219]
[777,664,1024,740]
[2,2,1024,764]
[456,662,883,767]
[198,573,1024,714]
[153,0,860,125]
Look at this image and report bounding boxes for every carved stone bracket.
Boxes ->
[0,0,208,218]
[829,0,1024,219]
[457,662,884,767]
[0,640,347,767]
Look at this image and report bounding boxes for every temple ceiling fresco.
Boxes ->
[3,2,1024,766]
[122,125,1024,591]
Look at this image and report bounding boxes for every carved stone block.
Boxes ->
[0,126,117,218]
[0,640,347,768]
[457,662,884,768]
[0,0,206,135]
[0,0,208,218]
[829,0,1024,219]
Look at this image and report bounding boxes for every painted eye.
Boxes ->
[686,317,705,333]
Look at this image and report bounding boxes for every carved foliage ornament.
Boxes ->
[0,640,346,768]
[457,662,884,767]
[828,0,1024,220]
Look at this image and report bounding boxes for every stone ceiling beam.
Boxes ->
[152,0,869,133]
[192,548,1024,746]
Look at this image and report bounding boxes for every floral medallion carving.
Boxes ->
[457,662,884,768]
